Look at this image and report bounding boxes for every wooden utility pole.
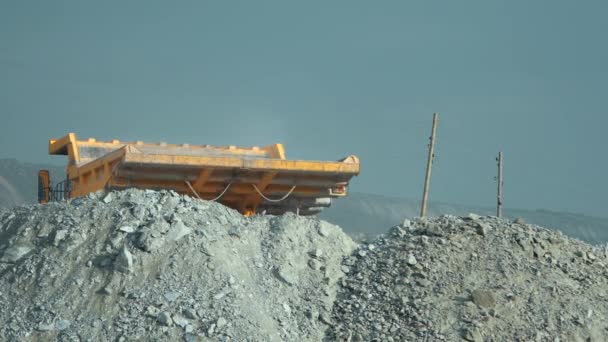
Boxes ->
[420,113,439,218]
[496,151,503,218]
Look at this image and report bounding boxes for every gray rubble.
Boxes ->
[2,189,608,341]
[328,215,608,341]
[0,189,354,341]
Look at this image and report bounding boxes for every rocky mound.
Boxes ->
[328,215,608,341]
[4,189,608,341]
[0,189,355,341]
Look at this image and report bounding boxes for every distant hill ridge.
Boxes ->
[320,192,608,244]
[1,159,607,244]
[0,159,64,207]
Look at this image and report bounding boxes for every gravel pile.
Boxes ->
[3,189,608,341]
[0,189,355,341]
[328,214,608,341]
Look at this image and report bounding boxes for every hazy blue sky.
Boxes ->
[1,1,607,217]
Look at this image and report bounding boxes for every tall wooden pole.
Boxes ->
[421,113,439,218]
[496,151,503,218]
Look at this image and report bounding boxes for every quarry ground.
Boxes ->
[1,189,608,341]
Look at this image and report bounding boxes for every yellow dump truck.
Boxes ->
[38,133,360,216]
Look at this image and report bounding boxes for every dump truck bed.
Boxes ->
[48,133,360,215]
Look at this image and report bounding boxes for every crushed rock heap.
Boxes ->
[0,189,355,341]
[3,189,608,342]
[328,214,608,341]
